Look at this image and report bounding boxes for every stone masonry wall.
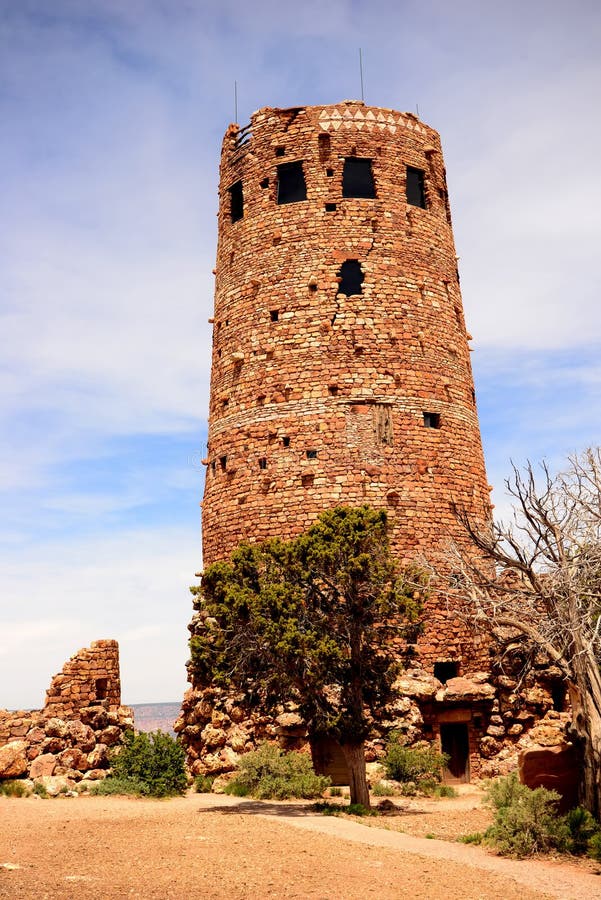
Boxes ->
[0,640,133,789]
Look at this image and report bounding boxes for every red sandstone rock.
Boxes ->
[29,753,57,778]
[519,744,579,811]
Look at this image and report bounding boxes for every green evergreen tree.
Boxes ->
[190,505,424,806]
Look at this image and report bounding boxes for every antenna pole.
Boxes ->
[234,80,238,124]
[359,48,365,103]
[416,102,420,118]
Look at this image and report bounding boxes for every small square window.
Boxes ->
[282,436,290,447]
[258,457,267,470]
[229,180,243,222]
[407,166,426,209]
[325,202,336,212]
[306,449,318,459]
[343,158,376,199]
[277,161,307,204]
[275,146,285,157]
[219,455,227,471]
[326,168,334,177]
[434,661,458,683]
[260,177,269,188]
[270,309,279,322]
[423,412,440,429]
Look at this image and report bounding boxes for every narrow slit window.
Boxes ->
[406,166,426,208]
[337,259,364,297]
[270,309,279,322]
[219,455,227,471]
[229,180,243,222]
[277,161,307,204]
[343,158,375,198]
[423,412,440,429]
[282,436,290,447]
[258,457,267,470]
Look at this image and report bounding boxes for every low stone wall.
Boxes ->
[0,640,133,787]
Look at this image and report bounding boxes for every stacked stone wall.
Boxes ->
[0,640,133,789]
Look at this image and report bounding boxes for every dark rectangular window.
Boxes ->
[343,158,375,198]
[423,412,440,429]
[282,436,290,447]
[407,166,426,208]
[277,161,307,204]
[258,457,267,470]
[270,309,279,322]
[229,180,243,222]
[306,449,318,459]
[434,661,459,684]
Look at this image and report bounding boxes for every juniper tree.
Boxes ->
[189,505,424,807]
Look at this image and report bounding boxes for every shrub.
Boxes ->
[564,806,599,855]
[0,779,30,798]
[33,781,49,799]
[383,735,448,787]
[194,774,215,794]
[224,743,330,800]
[484,773,570,858]
[329,786,343,797]
[90,776,148,796]
[434,784,457,798]
[588,831,601,862]
[371,780,398,797]
[458,832,483,845]
[313,801,378,817]
[109,730,187,798]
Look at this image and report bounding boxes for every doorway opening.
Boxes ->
[440,723,470,783]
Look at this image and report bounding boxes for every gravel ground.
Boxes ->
[1,791,600,899]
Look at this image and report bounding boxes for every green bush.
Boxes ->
[588,831,601,862]
[90,776,149,796]
[564,806,599,855]
[329,786,343,797]
[0,779,30,798]
[109,730,187,798]
[371,780,398,797]
[458,832,483,845]
[194,774,215,793]
[32,781,49,799]
[383,735,448,787]
[224,743,330,800]
[434,784,457,798]
[313,801,378,817]
[484,773,570,858]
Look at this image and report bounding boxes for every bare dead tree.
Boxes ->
[444,448,601,819]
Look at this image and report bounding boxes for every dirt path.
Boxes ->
[1,793,599,899]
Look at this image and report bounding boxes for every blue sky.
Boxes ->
[1,0,600,708]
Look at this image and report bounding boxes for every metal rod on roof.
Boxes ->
[416,103,420,118]
[234,80,238,124]
[359,48,365,103]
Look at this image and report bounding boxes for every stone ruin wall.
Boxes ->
[180,102,568,785]
[0,640,133,791]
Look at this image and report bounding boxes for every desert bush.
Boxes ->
[458,832,483,845]
[32,781,49,798]
[433,783,457,798]
[90,775,148,796]
[564,806,600,855]
[371,780,398,797]
[588,831,601,862]
[313,801,378,817]
[328,786,343,798]
[194,774,215,793]
[484,773,570,857]
[224,743,330,800]
[0,779,30,798]
[383,735,448,787]
[108,730,187,798]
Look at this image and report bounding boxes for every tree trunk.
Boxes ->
[568,655,601,820]
[340,741,370,807]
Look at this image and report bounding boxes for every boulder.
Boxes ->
[436,677,496,703]
[44,718,68,738]
[58,747,88,771]
[0,740,28,778]
[67,720,96,751]
[29,753,57,778]
[87,744,109,769]
[393,670,439,699]
[519,744,579,812]
[201,724,227,748]
[35,775,75,796]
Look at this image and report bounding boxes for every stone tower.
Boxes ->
[201,101,490,667]
[179,102,502,782]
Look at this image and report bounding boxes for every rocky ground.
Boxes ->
[1,788,600,899]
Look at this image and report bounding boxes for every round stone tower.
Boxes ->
[200,101,490,668]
